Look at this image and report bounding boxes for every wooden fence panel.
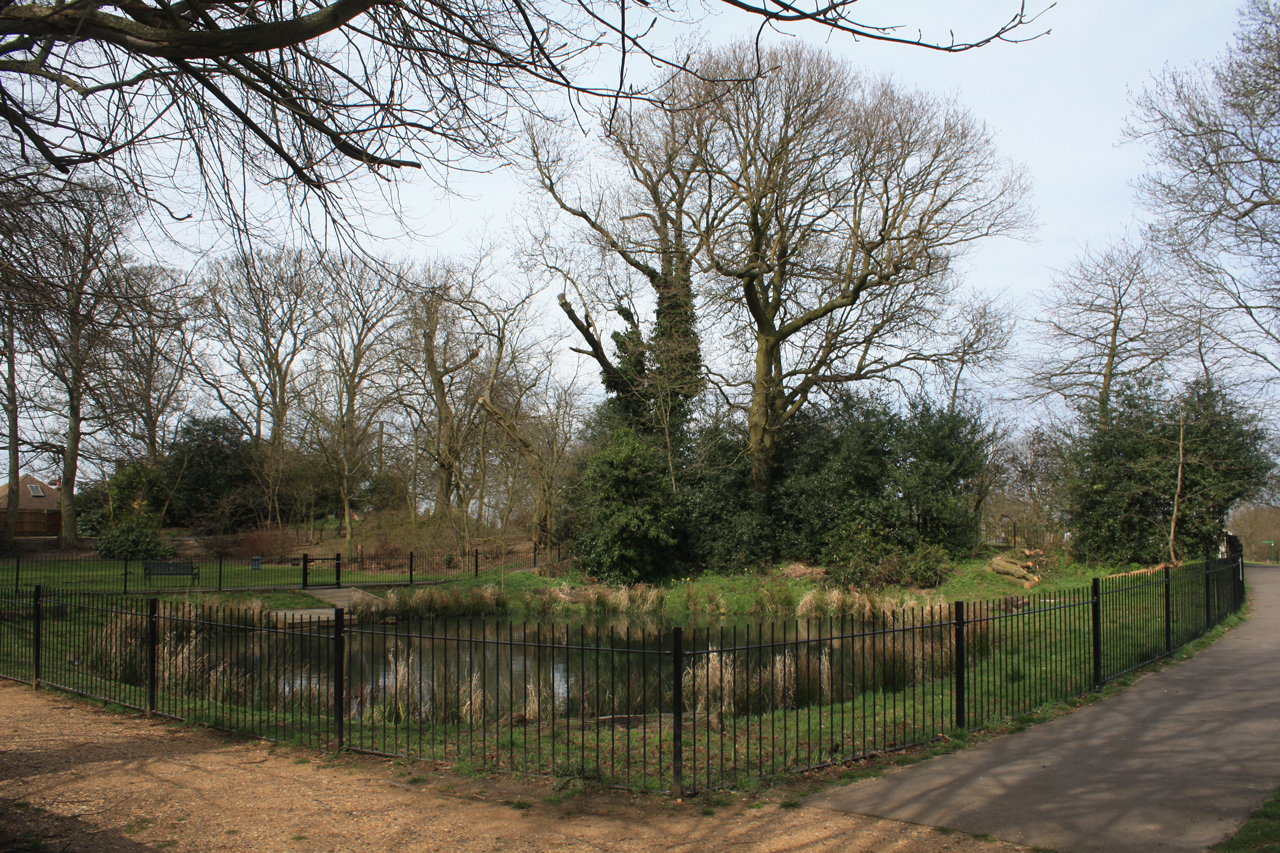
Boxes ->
[14,510,60,537]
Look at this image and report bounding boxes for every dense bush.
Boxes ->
[566,391,992,588]
[1065,379,1272,565]
[824,530,953,589]
[95,519,176,560]
[73,480,112,537]
[569,428,684,585]
[683,423,775,572]
[686,392,990,583]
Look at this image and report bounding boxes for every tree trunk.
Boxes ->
[1168,417,1185,564]
[746,334,781,499]
[2,306,17,551]
[59,388,81,549]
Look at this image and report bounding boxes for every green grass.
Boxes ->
[5,545,1142,623]
[122,817,153,834]
[934,549,1136,601]
[1212,784,1280,852]
[0,558,1245,796]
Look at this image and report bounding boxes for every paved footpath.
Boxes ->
[807,564,1280,853]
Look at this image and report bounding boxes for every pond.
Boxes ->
[248,609,959,725]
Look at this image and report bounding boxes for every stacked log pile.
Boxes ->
[987,549,1046,589]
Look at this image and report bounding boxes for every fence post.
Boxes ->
[13,553,18,592]
[954,601,966,731]
[123,558,129,595]
[302,553,309,589]
[334,608,345,751]
[335,552,342,588]
[1204,565,1213,631]
[1091,577,1103,690]
[32,584,41,689]
[147,597,159,717]
[1237,555,1246,611]
[409,552,414,585]
[218,556,224,592]
[474,548,479,577]
[1164,565,1172,656]
[672,625,684,798]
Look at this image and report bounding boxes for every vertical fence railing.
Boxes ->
[954,601,967,730]
[0,555,1248,794]
[671,625,684,797]
[1,547,531,594]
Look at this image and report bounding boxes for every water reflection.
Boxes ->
[269,611,960,726]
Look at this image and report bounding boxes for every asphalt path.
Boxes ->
[806,564,1280,853]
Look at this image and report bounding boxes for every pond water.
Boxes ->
[242,610,956,724]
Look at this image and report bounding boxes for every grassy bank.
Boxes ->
[348,548,1133,623]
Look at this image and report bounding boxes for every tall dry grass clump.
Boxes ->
[580,585,618,614]
[689,650,742,716]
[356,646,430,723]
[458,671,486,724]
[157,634,250,704]
[687,648,810,716]
[84,612,149,683]
[379,586,508,620]
[752,650,797,710]
[603,584,667,614]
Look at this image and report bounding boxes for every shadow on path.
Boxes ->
[807,565,1280,853]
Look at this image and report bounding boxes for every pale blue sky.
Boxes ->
[408,1,1242,311]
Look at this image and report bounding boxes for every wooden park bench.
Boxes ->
[142,560,200,584]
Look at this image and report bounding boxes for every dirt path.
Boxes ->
[0,680,1037,853]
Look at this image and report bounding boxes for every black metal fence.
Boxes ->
[982,519,1063,552]
[0,556,1245,795]
[0,545,568,595]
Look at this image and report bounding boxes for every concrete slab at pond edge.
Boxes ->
[270,587,385,626]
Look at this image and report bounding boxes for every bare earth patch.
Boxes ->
[0,680,1034,853]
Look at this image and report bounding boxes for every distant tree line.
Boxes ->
[2,34,1276,581]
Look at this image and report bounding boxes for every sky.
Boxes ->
[404,1,1244,314]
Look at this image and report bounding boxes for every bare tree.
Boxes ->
[392,257,502,543]
[528,108,706,444]
[1022,234,1184,426]
[195,245,324,525]
[0,0,1041,237]
[532,45,1031,498]
[0,284,21,549]
[991,422,1068,530]
[94,267,194,463]
[939,294,1016,411]
[8,184,142,545]
[1130,0,1280,383]
[299,253,403,546]
[477,295,578,554]
[704,44,1031,493]
[0,172,44,548]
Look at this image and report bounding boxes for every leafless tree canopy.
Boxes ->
[1022,234,1183,425]
[0,0,1042,236]
[531,42,1032,492]
[1130,0,1280,381]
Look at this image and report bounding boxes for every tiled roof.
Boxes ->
[0,474,61,511]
